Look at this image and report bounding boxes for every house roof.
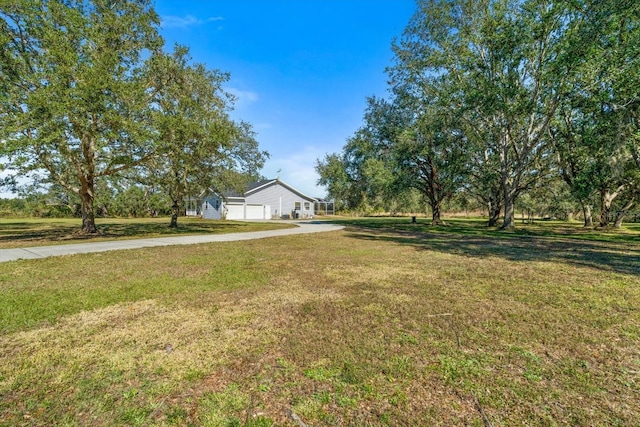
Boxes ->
[220,179,272,198]
[246,179,272,192]
[194,178,317,202]
[221,189,243,198]
[245,178,317,202]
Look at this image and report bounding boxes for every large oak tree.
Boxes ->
[392,0,582,228]
[142,46,267,228]
[0,0,161,233]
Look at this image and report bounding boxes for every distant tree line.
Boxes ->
[1,0,267,231]
[316,0,640,228]
[0,183,172,218]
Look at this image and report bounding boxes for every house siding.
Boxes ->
[202,194,223,220]
[245,181,315,218]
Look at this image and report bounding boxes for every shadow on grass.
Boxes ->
[0,223,79,242]
[97,220,260,238]
[342,222,640,277]
[330,216,640,243]
[0,218,291,247]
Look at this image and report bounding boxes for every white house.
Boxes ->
[186,178,317,220]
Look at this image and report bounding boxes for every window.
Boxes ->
[294,202,301,211]
[304,202,310,210]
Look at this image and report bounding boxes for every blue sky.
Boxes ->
[155,0,417,197]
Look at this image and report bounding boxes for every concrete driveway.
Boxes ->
[0,221,344,263]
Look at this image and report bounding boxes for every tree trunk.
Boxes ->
[502,196,515,229]
[599,186,625,227]
[499,141,516,229]
[613,212,626,228]
[501,181,516,229]
[599,200,610,227]
[613,198,634,228]
[80,181,98,234]
[169,196,181,228]
[487,197,501,227]
[599,190,613,227]
[581,203,593,227]
[145,188,152,217]
[431,200,443,225]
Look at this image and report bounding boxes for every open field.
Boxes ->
[0,217,294,249]
[1,218,639,426]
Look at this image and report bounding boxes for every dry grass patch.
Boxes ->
[1,226,639,426]
[1,298,273,426]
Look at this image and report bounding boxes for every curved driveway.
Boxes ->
[0,221,344,263]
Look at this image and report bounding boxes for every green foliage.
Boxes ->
[141,46,267,227]
[392,0,578,228]
[316,0,640,229]
[0,184,172,218]
[315,98,428,215]
[108,185,171,218]
[0,0,162,233]
[549,0,640,227]
[315,153,352,210]
[1,1,267,232]
[392,95,470,223]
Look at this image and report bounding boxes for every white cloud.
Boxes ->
[161,15,224,29]
[226,87,259,108]
[264,146,327,198]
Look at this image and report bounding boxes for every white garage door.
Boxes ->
[225,204,244,220]
[245,204,265,220]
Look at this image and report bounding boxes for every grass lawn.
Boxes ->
[0,218,638,426]
[0,217,294,249]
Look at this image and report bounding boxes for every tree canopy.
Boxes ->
[142,46,266,227]
[317,0,640,229]
[1,0,162,232]
[0,0,267,231]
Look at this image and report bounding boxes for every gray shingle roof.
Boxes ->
[217,178,317,201]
